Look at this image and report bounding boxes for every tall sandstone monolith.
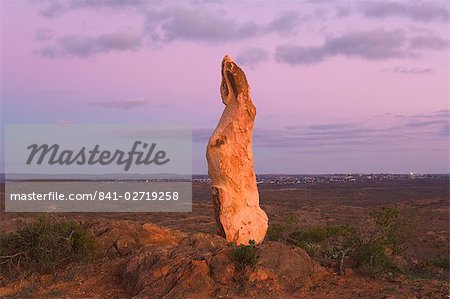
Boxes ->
[206,55,268,245]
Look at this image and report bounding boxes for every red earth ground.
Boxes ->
[0,178,449,298]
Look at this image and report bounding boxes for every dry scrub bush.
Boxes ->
[0,216,96,276]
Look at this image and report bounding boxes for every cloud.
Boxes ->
[386,110,450,141]
[360,1,449,23]
[267,11,302,34]
[236,47,269,67]
[335,5,352,17]
[275,29,407,65]
[307,123,355,131]
[252,127,401,149]
[145,6,255,43]
[438,124,450,136]
[144,6,300,43]
[275,44,326,65]
[91,99,150,109]
[409,35,449,50]
[39,0,67,18]
[401,110,450,128]
[35,28,54,41]
[38,31,142,58]
[40,0,145,18]
[389,66,434,75]
[404,119,448,128]
[105,127,189,139]
[286,123,355,130]
[434,109,450,118]
[193,110,449,151]
[401,111,450,139]
[395,109,450,120]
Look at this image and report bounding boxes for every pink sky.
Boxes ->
[1,0,449,173]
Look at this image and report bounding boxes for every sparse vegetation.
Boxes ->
[430,257,450,270]
[0,178,447,298]
[353,238,396,277]
[267,215,298,242]
[369,206,415,255]
[230,240,259,273]
[268,205,418,278]
[267,223,286,242]
[0,216,96,275]
[288,225,356,256]
[354,206,415,277]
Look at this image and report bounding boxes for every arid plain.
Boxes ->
[0,176,448,298]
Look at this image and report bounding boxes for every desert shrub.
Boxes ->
[267,223,285,242]
[407,256,450,281]
[230,240,259,272]
[284,215,297,226]
[0,216,96,275]
[285,206,415,278]
[267,215,298,242]
[430,257,450,270]
[351,206,414,277]
[288,227,327,255]
[288,224,358,256]
[369,206,414,255]
[292,226,329,243]
[353,239,396,277]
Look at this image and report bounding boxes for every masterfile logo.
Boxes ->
[4,125,193,212]
[26,141,170,171]
[5,125,191,179]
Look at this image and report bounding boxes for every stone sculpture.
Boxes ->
[206,55,268,245]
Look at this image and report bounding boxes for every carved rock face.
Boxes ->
[206,55,268,245]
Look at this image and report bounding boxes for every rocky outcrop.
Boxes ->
[206,55,268,245]
[114,222,315,298]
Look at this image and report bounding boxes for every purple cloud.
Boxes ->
[275,29,407,65]
[236,47,269,67]
[38,31,142,58]
[390,66,434,75]
[409,35,449,50]
[91,99,149,109]
[361,1,449,23]
[144,6,301,43]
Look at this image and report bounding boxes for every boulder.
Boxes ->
[118,223,316,298]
